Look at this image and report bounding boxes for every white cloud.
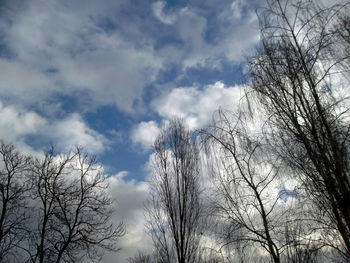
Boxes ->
[104,172,153,263]
[231,0,244,20]
[56,42,163,113]
[130,82,244,154]
[130,82,244,152]
[177,8,209,68]
[0,59,55,104]
[0,101,47,153]
[0,101,108,154]
[0,0,261,116]
[131,121,161,150]
[153,2,260,69]
[43,113,109,154]
[152,1,177,25]
[0,0,164,114]
[154,82,244,129]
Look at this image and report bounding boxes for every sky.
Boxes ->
[0,0,264,261]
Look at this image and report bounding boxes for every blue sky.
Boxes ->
[0,0,261,179]
[0,0,263,261]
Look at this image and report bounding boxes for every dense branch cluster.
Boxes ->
[248,0,350,258]
[146,119,203,263]
[0,143,124,263]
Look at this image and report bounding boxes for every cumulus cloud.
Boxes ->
[154,82,244,129]
[42,113,109,154]
[152,1,177,25]
[0,101,108,154]
[131,121,161,151]
[0,101,46,151]
[0,0,163,114]
[131,82,245,152]
[153,1,260,69]
[0,0,260,116]
[0,60,54,105]
[131,82,244,152]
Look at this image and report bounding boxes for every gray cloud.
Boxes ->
[152,1,178,25]
[104,172,153,263]
[0,0,260,115]
[0,0,163,114]
[0,100,109,154]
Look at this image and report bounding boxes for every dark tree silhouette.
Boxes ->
[202,109,293,263]
[0,141,30,261]
[146,118,203,263]
[26,146,124,263]
[248,0,350,257]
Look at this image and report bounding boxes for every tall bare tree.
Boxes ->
[26,146,125,263]
[146,119,203,263]
[248,0,350,257]
[0,141,30,261]
[202,109,292,263]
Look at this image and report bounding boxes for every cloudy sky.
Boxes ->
[0,0,263,261]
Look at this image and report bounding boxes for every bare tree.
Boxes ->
[283,223,321,263]
[202,109,292,263]
[0,141,30,261]
[248,0,350,257]
[26,146,125,263]
[128,251,154,263]
[146,118,203,263]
